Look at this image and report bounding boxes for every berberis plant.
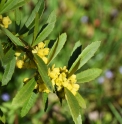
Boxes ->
[0,0,102,124]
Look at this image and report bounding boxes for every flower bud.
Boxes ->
[2,16,12,28]
[16,60,24,68]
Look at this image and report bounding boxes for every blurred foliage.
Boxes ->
[0,0,122,124]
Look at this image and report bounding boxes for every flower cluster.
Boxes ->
[35,77,50,93]
[0,15,11,28]
[15,42,49,69]
[35,65,79,98]
[15,50,35,69]
[32,42,49,64]
[16,41,79,98]
[15,51,25,68]
[48,65,79,96]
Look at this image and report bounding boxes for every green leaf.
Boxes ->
[21,92,38,117]
[32,11,56,46]
[68,41,82,70]
[12,78,36,107]
[19,0,44,35]
[0,27,24,46]
[11,0,30,12]
[47,10,56,23]
[108,103,122,124]
[42,92,48,112]
[48,33,67,64]
[33,13,39,43]
[2,57,16,86]
[0,41,4,62]
[2,47,15,66]
[78,41,101,69]
[0,109,3,116]
[0,0,18,14]
[25,0,44,28]
[68,41,101,77]
[68,41,82,77]
[76,68,102,83]
[75,93,86,109]
[0,115,6,124]
[15,8,21,32]
[65,88,82,124]
[34,54,53,91]
[0,108,5,124]
[0,0,6,11]
[0,0,30,14]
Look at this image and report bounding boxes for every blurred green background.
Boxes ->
[0,0,122,124]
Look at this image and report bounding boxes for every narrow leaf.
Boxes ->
[0,0,29,14]
[0,0,6,11]
[42,92,48,111]
[19,0,44,35]
[47,10,56,23]
[21,92,38,117]
[48,33,67,64]
[0,109,3,116]
[68,41,82,70]
[2,47,15,66]
[33,13,39,43]
[76,68,102,83]
[32,11,56,46]
[65,88,82,124]
[0,108,5,124]
[0,0,18,14]
[108,103,122,124]
[25,0,44,28]
[15,8,21,32]
[78,41,101,69]
[1,27,24,46]
[0,115,6,124]
[2,57,16,86]
[10,0,30,12]
[68,41,82,77]
[0,41,4,62]
[34,54,53,91]
[12,78,36,107]
[77,115,82,124]
[47,39,58,63]
[75,92,86,109]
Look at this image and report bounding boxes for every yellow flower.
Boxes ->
[23,78,29,82]
[70,84,80,95]
[38,83,50,93]
[41,56,48,64]
[16,60,24,68]
[37,48,49,57]
[38,42,45,49]
[65,74,79,95]
[60,66,68,73]
[37,49,44,57]
[37,79,50,93]
[2,16,12,28]
[15,51,21,57]
[15,50,36,69]
[48,65,60,79]
[68,74,77,83]
[55,78,62,88]
[23,78,30,84]
[32,42,49,64]
[42,48,49,55]
[48,65,79,96]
